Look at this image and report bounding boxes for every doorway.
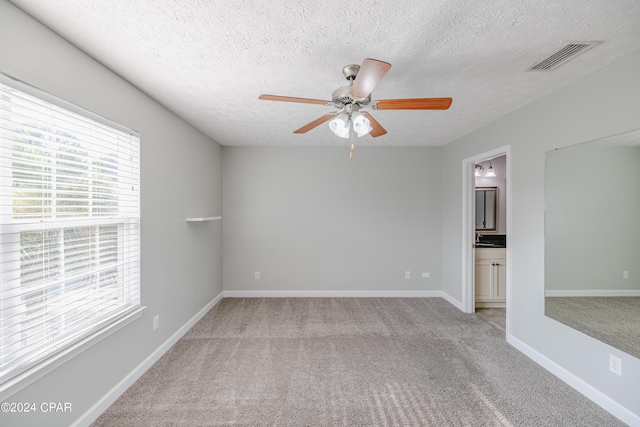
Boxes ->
[462,146,511,335]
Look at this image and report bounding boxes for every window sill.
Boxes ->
[0,306,146,402]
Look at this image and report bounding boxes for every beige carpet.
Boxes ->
[92,298,624,426]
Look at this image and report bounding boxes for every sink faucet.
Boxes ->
[476,232,481,243]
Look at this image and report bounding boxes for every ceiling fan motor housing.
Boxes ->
[331,86,371,108]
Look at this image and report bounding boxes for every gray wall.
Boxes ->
[223,147,442,292]
[0,2,223,426]
[442,51,640,416]
[546,146,640,292]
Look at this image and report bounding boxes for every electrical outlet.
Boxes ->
[422,272,430,278]
[404,271,411,279]
[623,271,629,279]
[153,315,159,331]
[254,271,261,280]
[609,354,622,376]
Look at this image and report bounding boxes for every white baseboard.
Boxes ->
[73,291,224,427]
[545,290,640,297]
[440,292,464,311]
[506,334,639,427]
[223,290,444,298]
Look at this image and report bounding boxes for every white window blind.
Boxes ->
[0,75,140,386]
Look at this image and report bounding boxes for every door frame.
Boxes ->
[461,145,512,334]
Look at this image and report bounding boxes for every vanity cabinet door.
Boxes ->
[475,260,494,300]
[475,248,506,307]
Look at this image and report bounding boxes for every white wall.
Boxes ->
[223,147,442,294]
[442,51,640,420]
[0,2,223,426]
[546,146,640,292]
[475,155,507,235]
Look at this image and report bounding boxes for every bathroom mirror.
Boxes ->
[545,128,640,359]
[475,187,497,231]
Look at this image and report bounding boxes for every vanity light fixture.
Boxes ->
[475,161,496,177]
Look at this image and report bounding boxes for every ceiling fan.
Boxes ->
[258,58,452,139]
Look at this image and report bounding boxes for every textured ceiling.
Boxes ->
[8,0,640,146]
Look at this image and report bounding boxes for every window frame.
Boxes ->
[0,73,144,401]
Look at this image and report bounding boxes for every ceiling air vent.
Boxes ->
[528,41,602,71]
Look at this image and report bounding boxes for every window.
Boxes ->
[0,75,140,387]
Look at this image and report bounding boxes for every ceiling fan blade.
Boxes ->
[362,112,387,137]
[293,113,336,134]
[259,94,331,105]
[350,58,392,100]
[373,98,452,110]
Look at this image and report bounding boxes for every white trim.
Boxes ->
[0,306,146,402]
[507,333,640,427]
[223,290,445,298]
[441,292,464,311]
[504,147,513,338]
[461,158,476,314]
[73,292,224,427]
[545,290,640,297]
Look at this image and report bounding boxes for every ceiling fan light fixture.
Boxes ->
[351,111,372,137]
[259,58,452,139]
[329,113,350,138]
